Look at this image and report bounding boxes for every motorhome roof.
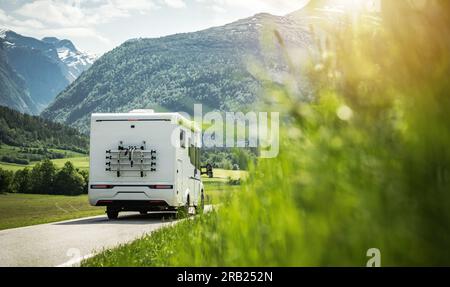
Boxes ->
[91,112,200,132]
[92,112,176,119]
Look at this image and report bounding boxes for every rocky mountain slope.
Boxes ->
[0,30,95,114]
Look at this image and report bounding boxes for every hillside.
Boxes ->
[0,29,95,114]
[0,106,88,154]
[41,12,313,132]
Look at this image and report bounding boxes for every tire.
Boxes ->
[106,207,119,220]
[177,196,190,218]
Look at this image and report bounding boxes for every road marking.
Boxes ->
[56,253,95,267]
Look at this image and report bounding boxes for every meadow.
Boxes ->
[0,193,103,230]
[0,154,89,172]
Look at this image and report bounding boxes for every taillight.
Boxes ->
[149,185,173,189]
[91,185,113,189]
[98,200,113,204]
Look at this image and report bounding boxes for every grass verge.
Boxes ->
[0,193,103,230]
[82,214,216,267]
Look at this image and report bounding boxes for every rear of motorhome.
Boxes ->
[88,109,204,219]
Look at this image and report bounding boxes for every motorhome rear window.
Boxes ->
[180,130,186,148]
[188,144,201,169]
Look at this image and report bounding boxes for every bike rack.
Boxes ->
[105,141,157,177]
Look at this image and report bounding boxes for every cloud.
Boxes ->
[202,0,308,16]
[13,0,160,27]
[210,5,226,14]
[0,0,186,53]
[0,4,112,54]
[40,27,111,45]
[1,0,160,52]
[114,0,157,11]
[0,8,45,30]
[15,0,85,27]
[163,0,186,9]
[10,0,188,28]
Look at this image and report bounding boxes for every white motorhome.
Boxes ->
[88,109,204,219]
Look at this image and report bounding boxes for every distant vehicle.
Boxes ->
[88,109,204,219]
[201,163,214,178]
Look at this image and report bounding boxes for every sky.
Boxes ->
[0,0,309,55]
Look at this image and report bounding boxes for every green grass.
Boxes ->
[82,214,217,267]
[0,144,86,159]
[50,157,89,170]
[201,169,246,204]
[0,162,31,172]
[203,183,241,205]
[202,168,247,184]
[0,193,103,230]
[0,156,89,172]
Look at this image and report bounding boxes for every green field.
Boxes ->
[202,168,247,182]
[0,144,85,158]
[0,193,104,230]
[201,169,246,204]
[0,156,89,172]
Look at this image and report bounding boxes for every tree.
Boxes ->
[12,168,31,194]
[0,168,13,193]
[30,159,56,194]
[54,162,85,195]
[78,169,89,194]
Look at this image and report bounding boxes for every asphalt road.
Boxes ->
[0,210,201,267]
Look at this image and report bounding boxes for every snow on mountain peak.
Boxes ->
[0,29,11,39]
[56,45,96,81]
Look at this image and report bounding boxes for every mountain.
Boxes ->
[0,40,37,114]
[42,0,381,132]
[42,12,313,131]
[42,37,96,82]
[0,29,95,114]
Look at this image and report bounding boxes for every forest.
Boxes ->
[0,106,88,164]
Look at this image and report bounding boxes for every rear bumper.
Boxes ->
[96,200,173,211]
[88,183,177,208]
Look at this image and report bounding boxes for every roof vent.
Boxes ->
[129,109,154,114]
